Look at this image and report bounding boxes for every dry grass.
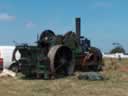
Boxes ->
[0,58,128,96]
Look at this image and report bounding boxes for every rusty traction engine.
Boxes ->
[12,18,103,79]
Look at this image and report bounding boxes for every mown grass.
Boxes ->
[0,58,128,96]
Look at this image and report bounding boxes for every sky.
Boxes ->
[0,0,128,52]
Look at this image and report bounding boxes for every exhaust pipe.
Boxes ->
[75,17,81,45]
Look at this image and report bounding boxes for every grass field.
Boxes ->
[0,58,128,96]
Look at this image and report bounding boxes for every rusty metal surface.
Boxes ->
[79,47,103,71]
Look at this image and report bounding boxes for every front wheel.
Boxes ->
[9,63,19,73]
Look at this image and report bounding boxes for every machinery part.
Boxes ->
[55,35,64,45]
[12,47,18,62]
[37,30,56,56]
[88,47,103,64]
[80,37,91,52]
[12,45,50,78]
[11,47,21,72]
[9,63,19,73]
[48,45,73,77]
[19,57,33,77]
[76,17,81,45]
[63,31,79,49]
[81,47,103,71]
[38,30,56,47]
[39,30,55,41]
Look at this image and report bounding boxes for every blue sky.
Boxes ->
[0,0,128,52]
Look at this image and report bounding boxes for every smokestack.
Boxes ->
[75,17,81,45]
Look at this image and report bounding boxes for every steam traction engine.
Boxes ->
[12,18,103,79]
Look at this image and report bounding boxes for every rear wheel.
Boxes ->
[82,47,103,72]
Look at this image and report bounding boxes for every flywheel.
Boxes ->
[48,45,74,76]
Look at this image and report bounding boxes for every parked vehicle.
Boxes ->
[0,46,20,72]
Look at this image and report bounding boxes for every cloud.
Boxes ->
[0,13,15,21]
[95,2,112,8]
[25,21,36,28]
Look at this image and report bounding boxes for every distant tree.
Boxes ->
[110,46,125,54]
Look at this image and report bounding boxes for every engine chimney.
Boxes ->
[75,17,81,45]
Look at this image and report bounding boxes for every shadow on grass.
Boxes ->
[18,73,72,80]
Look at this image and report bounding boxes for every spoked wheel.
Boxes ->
[82,47,103,71]
[48,45,73,78]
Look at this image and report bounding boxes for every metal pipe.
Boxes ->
[75,17,81,45]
